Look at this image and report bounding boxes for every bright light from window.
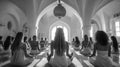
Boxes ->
[57,26,62,28]
[115,21,120,27]
[116,27,120,31]
[51,26,68,41]
[90,26,93,37]
[115,21,120,36]
[116,32,120,36]
[63,27,68,41]
[51,27,56,40]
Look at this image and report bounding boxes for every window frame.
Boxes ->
[115,21,120,37]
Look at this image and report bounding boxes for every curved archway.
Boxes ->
[0,1,27,32]
[36,1,83,37]
[49,21,70,42]
[0,1,27,40]
[91,19,100,30]
[90,19,99,40]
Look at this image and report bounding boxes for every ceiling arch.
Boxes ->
[36,1,83,36]
[0,1,27,32]
[49,20,70,42]
[37,0,113,21]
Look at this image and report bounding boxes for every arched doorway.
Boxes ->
[36,1,83,37]
[51,26,68,41]
[49,21,70,42]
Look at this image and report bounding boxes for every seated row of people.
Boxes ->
[11,32,33,66]
[0,32,49,66]
[72,31,120,67]
[29,36,48,55]
[9,28,73,67]
[89,31,120,67]
[0,34,48,54]
[72,35,93,57]
[1,29,119,67]
[0,36,14,52]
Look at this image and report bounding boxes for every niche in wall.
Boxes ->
[7,21,12,30]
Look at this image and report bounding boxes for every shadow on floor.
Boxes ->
[44,63,76,67]
[2,63,31,67]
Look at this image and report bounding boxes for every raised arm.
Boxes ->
[108,43,111,57]
[47,42,54,61]
[80,41,84,51]
[49,42,54,57]
[90,43,96,57]
[66,43,73,60]
[22,43,33,58]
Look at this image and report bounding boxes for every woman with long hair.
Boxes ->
[111,36,119,63]
[11,32,33,66]
[73,36,80,51]
[47,28,73,67]
[3,36,12,51]
[0,36,3,51]
[74,36,80,47]
[89,31,120,67]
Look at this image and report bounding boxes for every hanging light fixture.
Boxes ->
[54,0,66,19]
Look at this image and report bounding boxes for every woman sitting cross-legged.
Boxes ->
[47,28,74,67]
[111,36,119,64]
[89,31,120,67]
[29,35,40,56]
[10,32,33,66]
[80,35,91,56]
[73,36,81,51]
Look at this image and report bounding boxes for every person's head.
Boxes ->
[111,36,119,52]
[90,37,93,42]
[41,37,43,41]
[11,37,14,42]
[45,38,47,40]
[75,36,80,44]
[23,36,27,42]
[0,36,2,40]
[73,38,74,41]
[28,37,31,41]
[3,36,11,50]
[11,32,23,51]
[95,31,108,46]
[84,35,88,41]
[33,35,36,41]
[54,28,66,56]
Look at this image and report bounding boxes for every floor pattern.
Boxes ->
[1,46,120,67]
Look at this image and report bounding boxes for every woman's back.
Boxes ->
[48,28,72,67]
[30,41,38,50]
[95,43,110,51]
[11,42,33,66]
[11,43,25,65]
[52,41,68,56]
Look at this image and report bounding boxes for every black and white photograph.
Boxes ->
[0,0,120,67]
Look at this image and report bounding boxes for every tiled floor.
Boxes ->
[1,46,120,67]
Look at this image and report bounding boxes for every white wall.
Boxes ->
[0,1,27,40]
[37,15,82,42]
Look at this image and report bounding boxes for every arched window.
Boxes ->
[115,21,120,36]
[90,26,93,37]
[51,26,57,40]
[51,26,68,41]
